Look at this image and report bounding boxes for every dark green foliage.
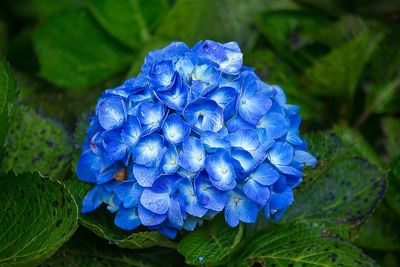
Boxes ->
[0,172,78,266]
[0,57,17,166]
[34,9,133,88]
[3,105,73,179]
[228,223,377,266]
[177,214,243,265]
[42,227,172,267]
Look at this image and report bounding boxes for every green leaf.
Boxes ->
[126,0,268,77]
[34,8,133,88]
[385,156,400,217]
[43,227,171,267]
[381,117,400,159]
[2,105,73,180]
[355,202,400,251]
[334,125,382,167]
[0,172,78,266]
[0,57,17,166]
[228,223,377,266]
[64,115,176,249]
[284,132,387,238]
[256,10,330,69]
[302,29,384,99]
[177,214,243,265]
[32,0,85,19]
[86,0,169,49]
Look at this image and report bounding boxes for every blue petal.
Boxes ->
[81,185,104,213]
[97,96,127,130]
[138,102,167,135]
[226,115,254,133]
[205,86,237,116]
[104,140,126,162]
[113,181,144,208]
[179,137,205,172]
[121,116,142,152]
[183,98,224,133]
[132,133,165,167]
[276,165,303,176]
[160,145,179,174]
[175,55,195,80]
[273,175,287,193]
[132,164,158,187]
[154,78,189,112]
[167,196,184,228]
[184,215,203,231]
[76,150,101,183]
[269,186,294,210]
[138,205,167,226]
[140,189,170,214]
[226,129,260,151]
[224,190,258,227]
[243,179,270,205]
[201,131,231,153]
[162,114,191,145]
[237,74,272,125]
[152,175,180,194]
[258,112,289,139]
[268,142,294,166]
[151,223,178,239]
[251,163,279,185]
[148,60,175,89]
[179,178,208,217]
[272,85,287,105]
[97,162,123,184]
[204,149,236,191]
[231,148,256,174]
[294,150,317,167]
[195,171,227,211]
[103,192,121,213]
[114,207,141,230]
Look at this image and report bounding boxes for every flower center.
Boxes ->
[197,154,203,161]
[149,145,155,151]
[170,159,177,165]
[241,99,247,105]
[221,168,228,174]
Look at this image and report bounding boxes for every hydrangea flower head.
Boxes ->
[76,40,316,238]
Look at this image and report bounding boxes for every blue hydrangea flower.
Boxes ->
[76,40,316,239]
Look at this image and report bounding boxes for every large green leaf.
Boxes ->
[385,156,400,217]
[34,8,133,88]
[86,0,169,49]
[32,0,85,19]
[42,227,171,267]
[2,105,73,180]
[381,117,400,160]
[283,132,387,239]
[354,34,400,127]
[302,29,384,99]
[334,125,382,167]
[355,202,400,251]
[64,115,176,249]
[177,214,243,265]
[0,172,78,266]
[228,223,376,266]
[256,10,330,69]
[0,57,17,166]
[126,0,268,77]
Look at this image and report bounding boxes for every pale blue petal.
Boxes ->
[138,205,167,226]
[162,114,191,145]
[97,96,127,130]
[204,149,236,191]
[114,207,141,230]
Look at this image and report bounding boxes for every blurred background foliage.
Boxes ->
[0,0,399,265]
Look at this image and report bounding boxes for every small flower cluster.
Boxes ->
[76,40,316,238]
